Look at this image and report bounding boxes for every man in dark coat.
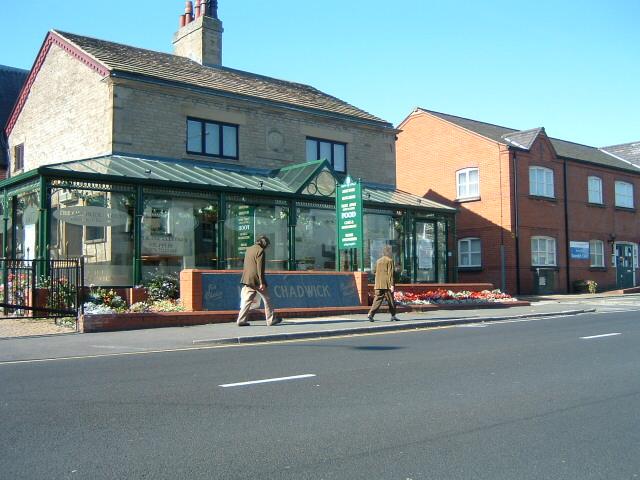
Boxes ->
[236,235,281,326]
[368,245,399,322]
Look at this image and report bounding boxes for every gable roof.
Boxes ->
[51,30,390,127]
[601,142,640,168]
[415,108,640,174]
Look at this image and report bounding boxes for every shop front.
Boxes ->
[0,155,456,287]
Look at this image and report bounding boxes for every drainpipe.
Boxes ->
[563,158,571,293]
[512,150,521,295]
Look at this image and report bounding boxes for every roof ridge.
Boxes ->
[601,141,640,149]
[417,107,519,133]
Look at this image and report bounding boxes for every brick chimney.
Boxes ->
[173,0,223,66]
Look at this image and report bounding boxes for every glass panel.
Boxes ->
[142,195,218,281]
[295,207,336,270]
[14,191,39,260]
[333,144,346,173]
[187,120,203,153]
[437,221,447,282]
[363,213,401,281]
[225,202,288,271]
[205,122,220,155]
[222,125,237,157]
[306,139,317,161]
[319,142,332,162]
[468,169,479,196]
[415,221,435,282]
[50,189,134,286]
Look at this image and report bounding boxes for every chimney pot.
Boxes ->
[194,3,201,17]
[185,1,194,22]
[179,14,186,27]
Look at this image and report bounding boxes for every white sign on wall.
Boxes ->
[53,206,129,227]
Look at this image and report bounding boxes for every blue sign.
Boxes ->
[570,241,590,260]
[201,273,361,310]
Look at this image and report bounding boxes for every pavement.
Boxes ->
[0,300,602,363]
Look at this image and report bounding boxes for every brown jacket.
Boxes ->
[240,244,267,288]
[373,255,395,290]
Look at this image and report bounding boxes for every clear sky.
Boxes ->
[1,0,638,147]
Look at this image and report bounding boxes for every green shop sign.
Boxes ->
[232,204,255,256]
[336,177,363,251]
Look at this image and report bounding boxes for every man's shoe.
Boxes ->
[237,321,250,327]
[268,317,282,326]
[368,316,374,322]
[390,316,399,322]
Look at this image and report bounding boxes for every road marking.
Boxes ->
[219,374,316,388]
[580,333,621,340]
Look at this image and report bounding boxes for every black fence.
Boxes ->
[0,258,84,321]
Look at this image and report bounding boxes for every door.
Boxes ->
[414,221,435,282]
[616,244,634,289]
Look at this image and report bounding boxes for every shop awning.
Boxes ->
[35,155,456,213]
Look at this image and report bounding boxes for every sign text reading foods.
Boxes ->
[336,177,363,251]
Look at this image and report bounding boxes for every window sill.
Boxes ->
[528,195,557,202]
[530,266,559,271]
[85,239,106,245]
[458,266,483,272]
[614,206,636,213]
[455,196,481,203]
[587,202,605,208]
[184,152,239,161]
[588,266,607,272]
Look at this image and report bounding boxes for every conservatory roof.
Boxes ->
[6,155,456,213]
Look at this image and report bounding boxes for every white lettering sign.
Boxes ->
[54,206,129,227]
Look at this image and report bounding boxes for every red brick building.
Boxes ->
[397,108,640,294]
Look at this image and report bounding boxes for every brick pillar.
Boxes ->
[352,271,370,306]
[180,270,203,311]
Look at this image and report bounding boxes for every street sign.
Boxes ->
[336,177,363,251]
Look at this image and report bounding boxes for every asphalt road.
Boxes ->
[1,310,639,479]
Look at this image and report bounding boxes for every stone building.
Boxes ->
[3,1,455,287]
[397,108,640,294]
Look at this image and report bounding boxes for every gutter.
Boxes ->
[512,150,521,295]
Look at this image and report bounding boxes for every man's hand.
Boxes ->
[390,285,395,292]
[258,284,266,292]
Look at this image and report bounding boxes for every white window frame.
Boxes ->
[529,166,554,198]
[589,239,604,267]
[615,181,634,209]
[587,176,603,204]
[458,237,481,267]
[531,236,557,267]
[456,168,480,200]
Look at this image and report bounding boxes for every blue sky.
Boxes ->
[1,0,638,146]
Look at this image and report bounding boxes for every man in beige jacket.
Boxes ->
[236,236,282,326]
[368,245,399,322]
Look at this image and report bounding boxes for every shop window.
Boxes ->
[456,168,479,200]
[295,206,336,270]
[224,202,288,271]
[13,144,24,171]
[306,137,346,173]
[529,166,554,198]
[587,176,603,204]
[363,213,402,276]
[187,118,238,159]
[50,188,135,286]
[531,236,556,266]
[142,195,219,279]
[589,239,604,267]
[458,238,481,267]
[615,181,634,208]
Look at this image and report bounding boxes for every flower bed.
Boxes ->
[394,289,516,305]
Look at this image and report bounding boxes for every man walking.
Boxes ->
[368,245,399,322]
[237,235,281,327]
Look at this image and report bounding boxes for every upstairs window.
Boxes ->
[615,181,634,208]
[14,144,24,171]
[458,238,481,267]
[187,118,238,159]
[529,166,554,198]
[590,239,604,267]
[587,176,603,204]
[306,138,346,173]
[456,168,479,199]
[531,236,556,266]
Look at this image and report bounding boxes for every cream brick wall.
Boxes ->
[8,44,113,172]
[112,80,396,185]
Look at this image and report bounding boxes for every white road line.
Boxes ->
[219,374,316,388]
[580,333,621,340]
